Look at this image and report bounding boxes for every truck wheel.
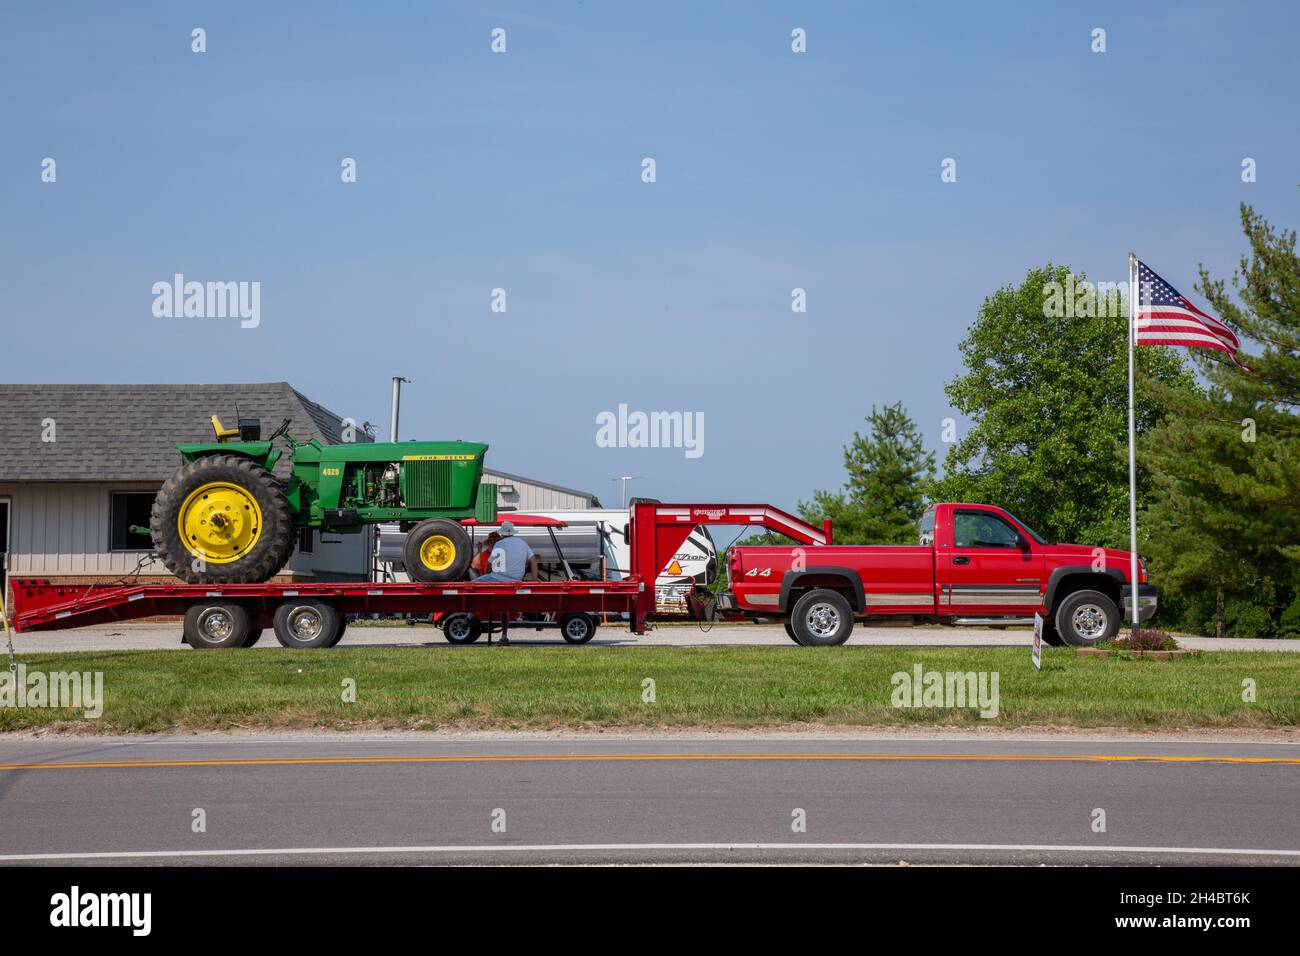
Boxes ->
[327,619,348,648]
[404,519,472,583]
[442,613,483,644]
[559,612,597,645]
[272,599,340,649]
[1054,590,1120,647]
[790,589,854,646]
[783,619,804,645]
[242,627,264,648]
[151,454,295,584]
[184,602,251,649]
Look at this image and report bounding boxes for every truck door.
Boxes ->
[939,508,1043,616]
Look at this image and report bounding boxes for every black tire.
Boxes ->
[151,454,295,584]
[272,599,340,649]
[442,613,483,644]
[1039,617,1065,647]
[404,519,472,583]
[1054,589,1121,647]
[559,612,596,645]
[790,589,854,647]
[183,602,251,649]
[327,619,348,648]
[783,618,804,645]
[242,627,264,648]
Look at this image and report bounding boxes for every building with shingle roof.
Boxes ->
[0,383,373,590]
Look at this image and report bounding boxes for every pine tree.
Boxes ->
[1141,204,1300,636]
[799,402,935,544]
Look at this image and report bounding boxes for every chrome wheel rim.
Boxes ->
[198,607,234,643]
[805,603,841,640]
[287,607,323,643]
[1071,603,1108,640]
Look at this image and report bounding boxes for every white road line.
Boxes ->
[1,842,1298,862]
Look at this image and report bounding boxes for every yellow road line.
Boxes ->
[0,751,1297,772]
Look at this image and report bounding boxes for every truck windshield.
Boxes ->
[1003,511,1048,545]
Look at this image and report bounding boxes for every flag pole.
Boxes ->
[1127,252,1140,635]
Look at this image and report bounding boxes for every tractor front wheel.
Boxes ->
[404,519,472,582]
[151,454,295,584]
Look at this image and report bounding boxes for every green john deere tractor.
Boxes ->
[149,415,497,584]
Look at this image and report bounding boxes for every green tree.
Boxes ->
[798,402,935,544]
[930,264,1193,546]
[1141,204,1300,637]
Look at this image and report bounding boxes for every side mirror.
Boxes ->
[1015,533,1030,551]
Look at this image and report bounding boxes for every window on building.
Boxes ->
[110,492,155,551]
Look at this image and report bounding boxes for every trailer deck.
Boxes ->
[3,502,830,647]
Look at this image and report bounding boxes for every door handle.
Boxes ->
[952,556,970,565]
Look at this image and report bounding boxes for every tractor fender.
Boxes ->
[1044,565,1126,611]
[177,442,282,473]
[779,566,865,613]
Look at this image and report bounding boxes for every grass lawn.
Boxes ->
[0,645,1296,734]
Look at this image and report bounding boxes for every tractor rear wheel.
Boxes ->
[151,454,295,584]
[404,519,472,582]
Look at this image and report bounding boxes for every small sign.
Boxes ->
[1032,613,1043,670]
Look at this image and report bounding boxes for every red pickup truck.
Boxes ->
[717,502,1156,647]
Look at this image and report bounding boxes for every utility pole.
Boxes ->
[612,475,641,508]
[390,376,410,442]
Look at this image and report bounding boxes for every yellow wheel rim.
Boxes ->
[419,534,457,572]
[178,482,263,564]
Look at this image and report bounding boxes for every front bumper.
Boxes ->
[1122,584,1158,622]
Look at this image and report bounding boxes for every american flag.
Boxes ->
[1134,259,1247,365]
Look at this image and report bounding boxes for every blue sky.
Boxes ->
[2,1,1296,509]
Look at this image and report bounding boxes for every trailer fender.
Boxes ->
[779,566,864,613]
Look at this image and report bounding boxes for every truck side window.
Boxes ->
[953,512,1021,549]
[918,508,935,546]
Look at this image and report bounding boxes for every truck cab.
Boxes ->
[720,502,1157,647]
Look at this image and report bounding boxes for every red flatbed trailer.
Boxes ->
[4,502,829,648]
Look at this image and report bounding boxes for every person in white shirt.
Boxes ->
[473,521,538,583]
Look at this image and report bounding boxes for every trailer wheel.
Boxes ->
[242,627,264,648]
[1054,589,1120,647]
[184,602,252,649]
[782,619,804,646]
[404,519,473,583]
[442,613,483,644]
[559,612,597,645]
[272,599,340,649]
[328,619,348,648]
[151,454,295,585]
[790,589,854,646]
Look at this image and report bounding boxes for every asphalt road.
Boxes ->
[9,621,1295,653]
[1,735,1296,865]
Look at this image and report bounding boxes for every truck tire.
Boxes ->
[783,619,804,645]
[327,619,348,648]
[442,613,483,644]
[152,454,295,584]
[1054,589,1120,647]
[790,589,854,646]
[183,601,251,649]
[404,519,472,583]
[559,612,596,645]
[272,599,340,649]
[242,627,264,648]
